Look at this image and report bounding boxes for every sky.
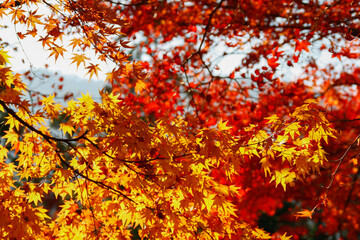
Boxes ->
[0,4,249,85]
[0,11,109,103]
[0,14,111,81]
[0,2,355,105]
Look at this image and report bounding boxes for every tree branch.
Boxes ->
[0,99,135,202]
[56,150,136,203]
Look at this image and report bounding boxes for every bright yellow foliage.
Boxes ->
[0,4,339,239]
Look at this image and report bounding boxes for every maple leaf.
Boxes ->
[252,228,272,239]
[28,190,42,205]
[26,28,37,37]
[17,32,26,39]
[85,63,100,79]
[268,57,280,69]
[68,38,84,50]
[260,157,271,177]
[70,53,90,69]
[1,0,359,239]
[294,39,311,52]
[280,233,293,240]
[27,10,43,28]
[229,71,235,79]
[134,80,147,95]
[3,130,19,146]
[217,119,231,131]
[270,168,296,191]
[331,51,342,60]
[265,114,279,124]
[294,209,314,219]
[10,8,26,23]
[304,98,318,104]
[48,45,66,61]
[60,123,75,136]
[0,48,11,65]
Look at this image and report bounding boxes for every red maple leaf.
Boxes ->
[268,57,280,69]
[295,39,311,52]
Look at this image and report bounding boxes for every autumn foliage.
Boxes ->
[0,0,360,239]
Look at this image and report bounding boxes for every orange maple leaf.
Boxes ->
[48,45,66,61]
[86,63,100,79]
[294,209,313,219]
[135,80,147,95]
[71,53,89,69]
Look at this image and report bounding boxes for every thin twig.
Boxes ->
[104,0,149,7]
[326,133,360,191]
[57,150,136,203]
[182,0,224,65]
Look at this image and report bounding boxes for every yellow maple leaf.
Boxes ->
[0,48,11,65]
[270,168,296,191]
[280,232,293,240]
[252,228,272,239]
[304,98,318,104]
[134,80,147,95]
[217,119,232,131]
[265,114,279,124]
[28,191,42,205]
[3,130,19,146]
[35,207,51,220]
[260,157,271,177]
[294,209,314,219]
[70,53,89,69]
[60,123,75,136]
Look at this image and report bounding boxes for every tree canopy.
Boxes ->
[0,0,359,239]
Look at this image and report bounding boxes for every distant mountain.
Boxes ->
[21,69,107,106]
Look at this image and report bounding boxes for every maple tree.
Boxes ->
[0,0,359,239]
